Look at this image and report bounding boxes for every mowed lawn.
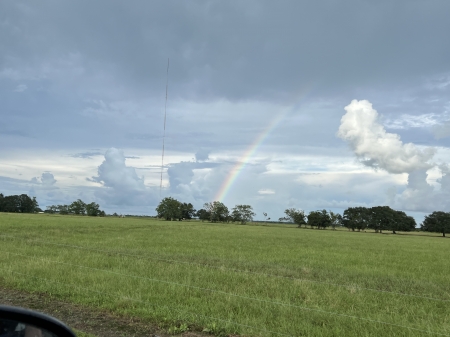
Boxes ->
[0,213,449,337]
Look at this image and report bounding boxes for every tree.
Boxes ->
[204,201,229,223]
[69,199,86,215]
[284,208,306,227]
[58,205,69,215]
[196,209,210,222]
[0,194,37,213]
[156,197,182,221]
[231,205,256,224]
[391,210,416,233]
[2,195,19,212]
[367,206,394,233]
[307,210,331,229]
[329,211,343,230]
[421,211,450,237]
[180,203,196,220]
[32,197,39,212]
[45,205,58,214]
[343,207,370,231]
[86,202,101,216]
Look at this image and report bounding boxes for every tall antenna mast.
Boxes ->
[160,58,169,197]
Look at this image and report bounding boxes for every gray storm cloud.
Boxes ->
[337,100,436,174]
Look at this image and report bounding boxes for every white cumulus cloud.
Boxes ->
[90,148,158,206]
[92,148,145,191]
[337,99,435,174]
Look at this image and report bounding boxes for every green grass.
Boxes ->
[73,329,97,337]
[0,213,449,336]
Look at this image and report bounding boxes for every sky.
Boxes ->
[1,0,450,222]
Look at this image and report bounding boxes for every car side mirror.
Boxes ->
[0,305,76,337]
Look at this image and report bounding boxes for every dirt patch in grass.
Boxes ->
[0,286,209,337]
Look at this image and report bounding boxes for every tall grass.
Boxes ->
[0,213,449,336]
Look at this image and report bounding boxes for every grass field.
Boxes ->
[0,213,449,337]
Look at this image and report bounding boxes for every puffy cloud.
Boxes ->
[30,172,57,187]
[337,100,436,173]
[335,100,450,214]
[165,160,219,202]
[90,148,157,206]
[92,148,145,191]
[41,172,57,186]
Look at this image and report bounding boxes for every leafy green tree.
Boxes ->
[0,194,37,213]
[69,199,86,215]
[180,202,196,220]
[421,211,450,237]
[196,209,210,222]
[204,201,229,222]
[391,210,416,233]
[231,205,256,224]
[86,202,101,216]
[284,208,306,227]
[367,206,416,234]
[367,206,393,233]
[17,194,36,213]
[156,197,182,221]
[343,207,370,231]
[3,195,19,212]
[307,210,331,229]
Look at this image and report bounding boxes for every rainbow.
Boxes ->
[214,83,316,202]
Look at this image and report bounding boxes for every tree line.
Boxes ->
[278,206,416,233]
[45,199,105,216]
[156,197,256,224]
[0,193,105,217]
[282,206,449,237]
[0,193,40,213]
[156,197,450,237]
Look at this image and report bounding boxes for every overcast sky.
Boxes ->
[1,0,450,222]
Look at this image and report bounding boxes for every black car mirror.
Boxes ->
[0,305,76,337]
